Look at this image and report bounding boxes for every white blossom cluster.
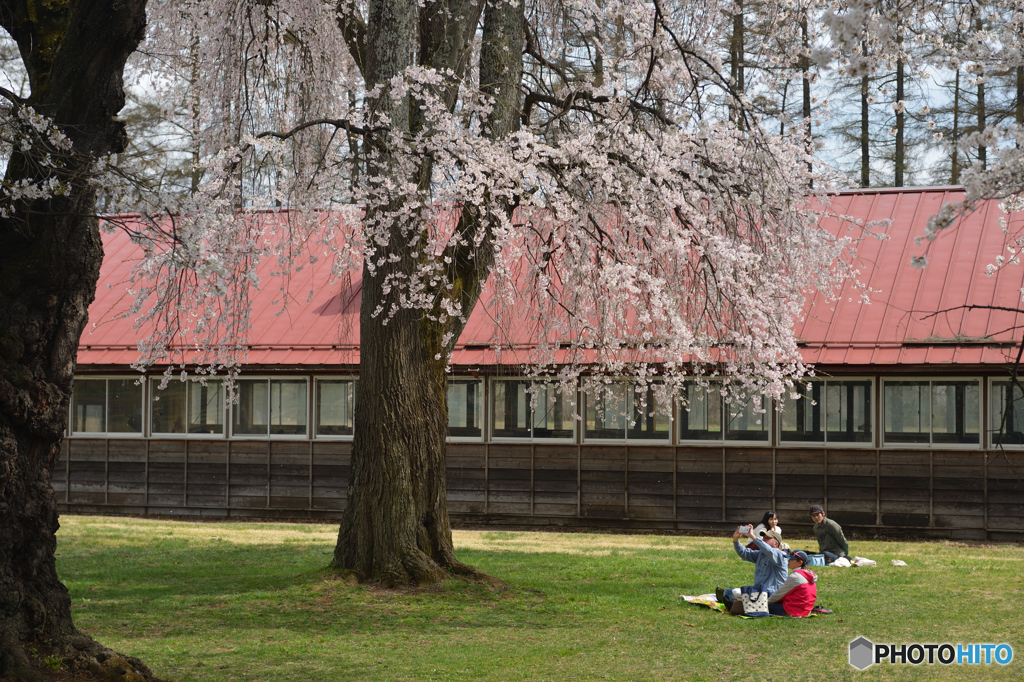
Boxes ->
[0,104,75,218]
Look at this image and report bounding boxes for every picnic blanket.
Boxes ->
[679,594,728,612]
[679,594,825,618]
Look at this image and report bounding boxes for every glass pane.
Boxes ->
[317,380,355,436]
[151,380,187,434]
[992,381,1024,445]
[270,380,307,435]
[825,381,872,443]
[447,379,481,438]
[680,382,722,440]
[884,382,930,443]
[234,379,269,435]
[533,384,574,439]
[107,379,143,433]
[72,379,106,433]
[627,383,671,440]
[586,383,627,440]
[780,382,824,442]
[932,381,979,444]
[188,380,224,434]
[726,394,769,442]
[492,381,530,438]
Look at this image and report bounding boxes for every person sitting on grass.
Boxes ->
[765,550,818,617]
[810,504,849,563]
[716,525,788,610]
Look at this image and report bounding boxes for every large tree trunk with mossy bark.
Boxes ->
[0,0,154,678]
[330,0,522,586]
[331,276,472,586]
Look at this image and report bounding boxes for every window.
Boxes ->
[316,379,356,437]
[492,380,574,440]
[584,381,671,441]
[883,380,979,445]
[151,378,225,435]
[679,382,768,442]
[233,378,308,436]
[71,378,143,435]
[448,379,482,439]
[990,380,1024,445]
[779,380,872,444]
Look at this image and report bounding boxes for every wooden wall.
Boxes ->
[54,439,1024,539]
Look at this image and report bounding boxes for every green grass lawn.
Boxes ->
[54,516,1022,681]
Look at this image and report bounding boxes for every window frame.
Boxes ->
[489,379,578,443]
[776,377,875,448]
[581,379,674,444]
[881,377,983,449]
[677,380,772,445]
[69,375,147,438]
[446,377,485,442]
[229,376,311,440]
[312,376,357,440]
[149,376,228,439]
[987,376,1024,448]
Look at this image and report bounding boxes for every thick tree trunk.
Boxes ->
[331,292,467,585]
[0,188,109,679]
[0,0,151,677]
[331,0,522,586]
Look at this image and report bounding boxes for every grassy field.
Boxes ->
[54,516,1022,681]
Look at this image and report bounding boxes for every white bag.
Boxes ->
[851,556,876,567]
[891,559,907,566]
[832,557,852,567]
[740,588,769,616]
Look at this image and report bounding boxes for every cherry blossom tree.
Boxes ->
[119,0,853,587]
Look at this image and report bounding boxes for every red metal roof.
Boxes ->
[796,187,1024,367]
[79,187,1024,369]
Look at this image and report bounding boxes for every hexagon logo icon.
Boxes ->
[849,637,874,670]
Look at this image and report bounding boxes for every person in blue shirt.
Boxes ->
[717,526,789,610]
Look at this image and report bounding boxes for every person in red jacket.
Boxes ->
[767,550,817,617]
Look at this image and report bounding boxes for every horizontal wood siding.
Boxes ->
[880,451,931,528]
[826,449,878,527]
[54,439,1023,538]
[312,442,349,510]
[675,447,723,522]
[988,450,1024,534]
[581,446,625,519]
[627,446,674,520]
[775,448,824,522]
[447,444,486,514]
[534,445,578,517]
[487,444,531,516]
[724,448,773,524]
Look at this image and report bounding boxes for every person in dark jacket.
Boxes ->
[810,504,849,563]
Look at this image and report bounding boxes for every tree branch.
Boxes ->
[920,304,1024,319]
[255,117,374,141]
[0,84,25,106]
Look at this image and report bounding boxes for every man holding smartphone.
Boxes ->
[716,525,789,610]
